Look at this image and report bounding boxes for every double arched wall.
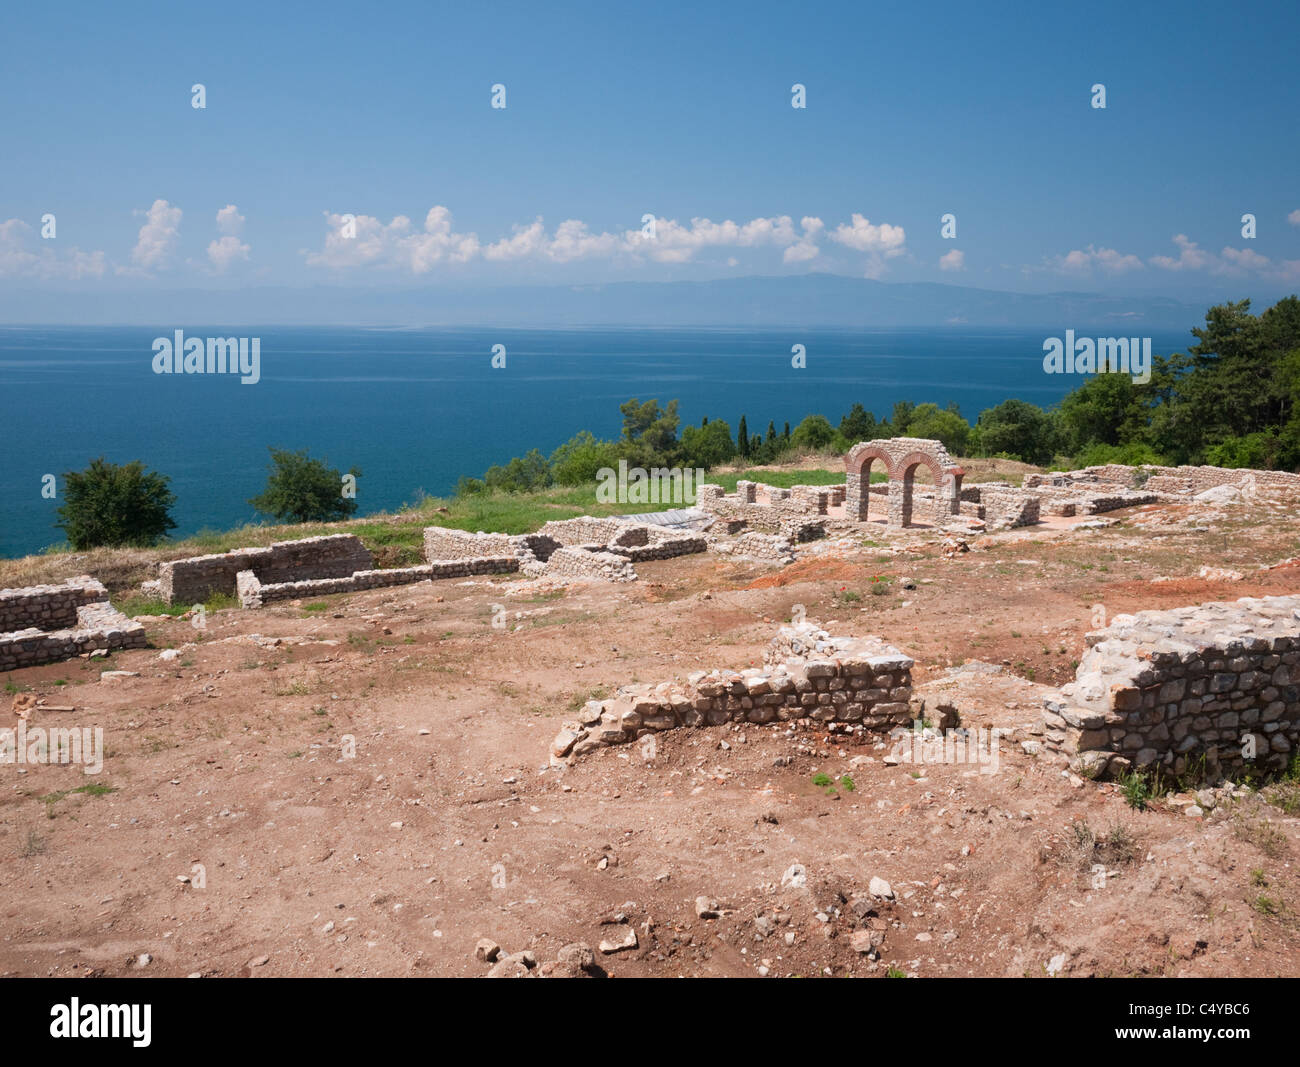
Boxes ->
[845,438,964,527]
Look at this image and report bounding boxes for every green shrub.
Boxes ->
[56,457,177,549]
[249,447,360,523]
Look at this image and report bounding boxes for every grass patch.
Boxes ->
[708,468,846,491]
[1119,768,1173,811]
[38,782,114,817]
[1234,814,1288,858]
[21,828,47,857]
[811,772,854,796]
[1064,820,1138,873]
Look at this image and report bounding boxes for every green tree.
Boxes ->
[56,457,177,549]
[249,447,360,523]
[619,398,680,460]
[737,415,750,457]
[970,399,1056,465]
[1058,371,1145,451]
[549,431,620,486]
[680,419,736,468]
[484,449,551,493]
[839,402,877,444]
[791,414,836,450]
[890,400,916,434]
[904,403,970,455]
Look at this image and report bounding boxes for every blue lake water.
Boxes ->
[0,325,1191,558]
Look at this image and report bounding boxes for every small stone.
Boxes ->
[598,928,638,954]
[694,896,720,919]
[557,942,595,970]
[475,938,501,963]
[868,877,894,900]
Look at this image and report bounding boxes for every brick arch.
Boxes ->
[895,451,945,527]
[845,442,896,481]
[845,443,895,521]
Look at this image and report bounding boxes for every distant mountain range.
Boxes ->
[0,273,1206,329]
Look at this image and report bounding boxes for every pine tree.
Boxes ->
[738,415,749,457]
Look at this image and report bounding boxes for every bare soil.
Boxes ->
[3,495,1300,978]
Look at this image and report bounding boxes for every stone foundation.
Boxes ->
[0,577,147,671]
[157,534,374,603]
[1042,595,1300,779]
[236,557,520,607]
[1026,463,1300,496]
[425,518,706,582]
[551,622,914,762]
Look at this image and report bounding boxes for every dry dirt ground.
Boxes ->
[3,495,1300,978]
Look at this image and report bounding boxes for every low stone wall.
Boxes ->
[0,577,108,632]
[237,557,520,607]
[608,525,707,562]
[158,534,373,603]
[695,483,823,531]
[1042,595,1300,779]
[1028,464,1300,495]
[540,546,637,583]
[967,485,1041,529]
[710,531,796,565]
[536,517,625,544]
[423,527,520,561]
[0,579,147,671]
[552,622,914,762]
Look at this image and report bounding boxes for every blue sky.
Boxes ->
[2,0,1298,307]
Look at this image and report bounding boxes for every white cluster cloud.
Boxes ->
[306,207,480,273]
[0,219,106,280]
[1147,233,1210,272]
[207,204,250,272]
[1047,244,1144,274]
[126,198,182,271]
[215,204,245,235]
[1150,234,1299,280]
[826,214,907,278]
[308,208,900,272]
[938,249,965,272]
[1289,209,1300,227]
[1038,234,1300,282]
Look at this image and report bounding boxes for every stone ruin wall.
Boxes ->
[0,578,109,632]
[0,577,147,671]
[695,483,824,530]
[154,518,710,610]
[1028,463,1300,495]
[551,622,914,762]
[844,437,964,527]
[422,527,520,561]
[957,484,1041,529]
[1043,595,1300,780]
[537,546,638,583]
[425,520,705,582]
[714,531,797,564]
[157,534,374,603]
[238,557,520,607]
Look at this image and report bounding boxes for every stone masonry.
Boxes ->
[551,622,914,763]
[1042,595,1300,780]
[0,577,147,671]
[155,534,374,604]
[424,520,705,583]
